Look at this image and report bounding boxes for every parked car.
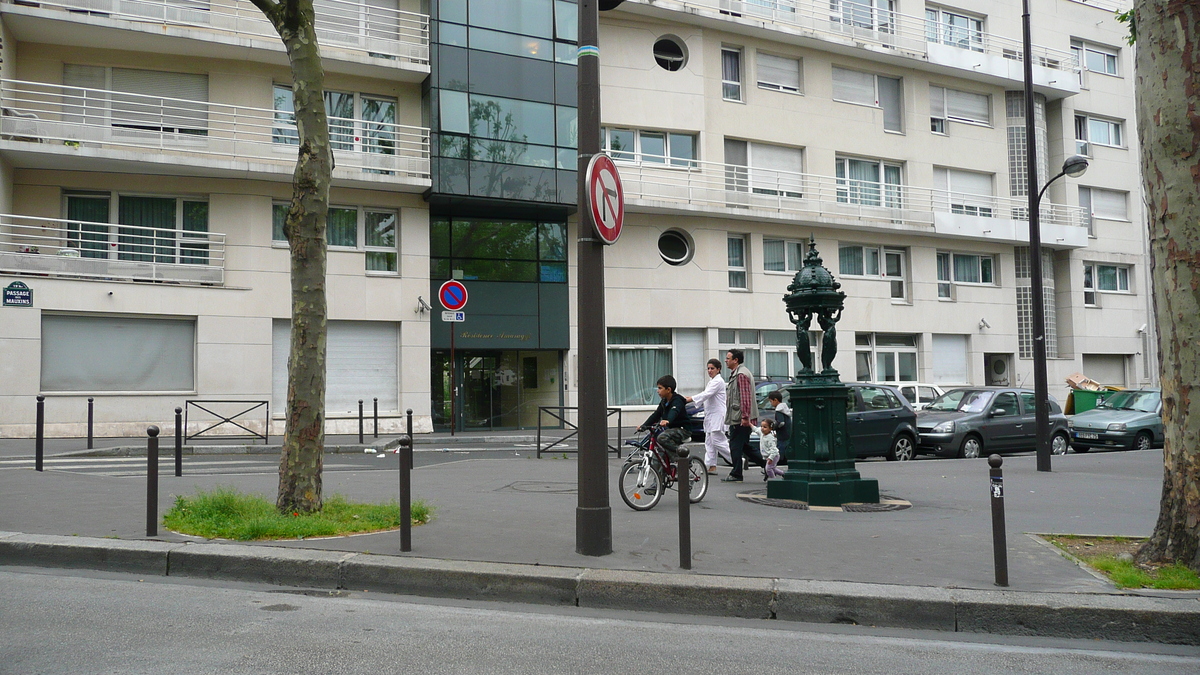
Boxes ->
[891,383,947,409]
[916,387,1070,458]
[1067,388,1162,452]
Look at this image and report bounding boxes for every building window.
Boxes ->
[274,85,397,158]
[756,52,801,94]
[832,67,903,131]
[718,329,762,377]
[929,85,989,132]
[41,314,195,392]
[838,245,907,299]
[430,218,566,283]
[951,253,995,284]
[723,140,804,197]
[832,0,896,33]
[722,47,743,101]
[1071,39,1119,77]
[835,157,902,207]
[1015,247,1058,359]
[607,328,672,405]
[728,235,748,289]
[925,6,983,51]
[653,35,688,71]
[936,252,953,299]
[658,229,694,266]
[602,127,697,167]
[1075,114,1123,155]
[1078,187,1128,236]
[763,238,805,273]
[275,204,399,273]
[856,333,918,383]
[64,64,209,135]
[1084,263,1131,303]
[934,167,994,216]
[64,193,209,265]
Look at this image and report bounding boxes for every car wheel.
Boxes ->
[1134,432,1153,452]
[958,435,983,459]
[1051,432,1070,455]
[887,434,915,461]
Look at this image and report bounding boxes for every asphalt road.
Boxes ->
[2,568,1197,675]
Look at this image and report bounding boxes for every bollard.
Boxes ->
[373,398,379,438]
[358,399,364,444]
[989,454,1008,587]
[402,408,414,552]
[147,426,160,537]
[174,407,183,477]
[87,397,94,450]
[35,395,45,472]
[677,447,692,570]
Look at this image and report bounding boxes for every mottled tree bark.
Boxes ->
[1134,0,1200,572]
[251,0,331,514]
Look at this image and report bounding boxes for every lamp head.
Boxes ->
[1062,155,1089,178]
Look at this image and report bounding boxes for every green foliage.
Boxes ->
[1116,9,1137,45]
[163,487,431,541]
[1089,557,1200,589]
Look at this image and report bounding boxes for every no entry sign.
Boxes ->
[586,153,624,244]
[438,280,468,311]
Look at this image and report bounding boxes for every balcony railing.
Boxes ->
[0,213,226,284]
[615,157,1088,230]
[3,0,430,65]
[0,79,431,183]
[632,0,1077,75]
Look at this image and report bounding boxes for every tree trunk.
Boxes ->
[252,0,332,514]
[1134,0,1200,572]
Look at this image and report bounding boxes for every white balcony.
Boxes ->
[619,0,1079,97]
[0,213,226,284]
[615,157,1090,248]
[0,79,431,190]
[0,0,429,79]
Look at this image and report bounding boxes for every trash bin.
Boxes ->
[1071,389,1107,413]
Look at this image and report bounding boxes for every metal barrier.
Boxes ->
[536,406,622,458]
[184,400,269,443]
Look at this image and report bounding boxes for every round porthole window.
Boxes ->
[653,36,688,72]
[658,229,694,265]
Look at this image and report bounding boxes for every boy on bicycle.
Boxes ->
[637,375,691,457]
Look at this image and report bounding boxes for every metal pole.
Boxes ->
[146,425,160,537]
[174,407,183,477]
[35,395,44,472]
[401,408,413,552]
[988,455,1009,586]
[677,448,692,570]
[575,0,613,557]
[358,400,364,444]
[449,327,456,437]
[1023,0,1051,473]
[87,397,94,450]
[373,397,379,438]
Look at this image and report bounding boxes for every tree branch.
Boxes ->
[248,0,280,19]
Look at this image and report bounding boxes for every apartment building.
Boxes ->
[0,0,1151,437]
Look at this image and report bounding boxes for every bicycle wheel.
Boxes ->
[619,460,664,511]
[687,456,709,503]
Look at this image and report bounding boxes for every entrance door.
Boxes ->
[463,355,500,430]
[432,350,564,432]
[985,353,1012,386]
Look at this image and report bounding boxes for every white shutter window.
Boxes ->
[757,53,801,93]
[42,315,195,392]
[110,68,208,132]
[931,334,969,384]
[63,65,108,126]
[1091,189,1127,220]
[933,167,949,192]
[878,75,903,132]
[749,142,803,195]
[674,329,706,393]
[930,86,946,118]
[274,319,400,415]
[948,169,992,196]
[832,67,876,106]
[945,88,990,124]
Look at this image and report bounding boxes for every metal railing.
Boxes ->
[185,400,269,443]
[615,156,1088,230]
[633,0,1077,74]
[3,0,430,65]
[536,406,623,458]
[0,79,431,182]
[0,212,226,284]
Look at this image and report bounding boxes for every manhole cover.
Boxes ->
[737,490,911,512]
[497,481,577,494]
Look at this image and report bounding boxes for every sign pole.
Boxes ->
[438,281,468,437]
[449,323,456,437]
[576,0,612,557]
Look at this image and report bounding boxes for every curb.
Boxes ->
[2,533,1199,645]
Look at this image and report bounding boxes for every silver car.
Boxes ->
[916,387,1070,459]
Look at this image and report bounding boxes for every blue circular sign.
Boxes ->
[438,280,468,311]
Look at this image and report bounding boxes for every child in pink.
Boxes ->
[760,418,786,479]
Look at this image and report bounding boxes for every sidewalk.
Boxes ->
[2,443,1198,645]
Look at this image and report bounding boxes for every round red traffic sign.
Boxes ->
[438,280,468,311]
[586,153,624,245]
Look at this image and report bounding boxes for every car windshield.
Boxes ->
[1098,390,1160,413]
[926,390,995,413]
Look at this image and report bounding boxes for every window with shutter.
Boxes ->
[756,53,801,93]
[749,143,803,197]
[832,67,876,106]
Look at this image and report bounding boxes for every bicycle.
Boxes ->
[618,426,709,511]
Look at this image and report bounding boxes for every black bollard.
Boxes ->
[147,426,160,537]
[358,399,364,444]
[87,397,94,450]
[989,454,1008,587]
[402,408,414,552]
[373,398,379,438]
[677,447,692,570]
[35,395,44,472]
[174,407,183,477]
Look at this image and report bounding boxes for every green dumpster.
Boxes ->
[1070,389,1108,414]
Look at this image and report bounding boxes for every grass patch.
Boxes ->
[163,487,431,541]
[1046,534,1200,590]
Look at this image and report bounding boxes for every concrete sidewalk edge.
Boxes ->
[2,533,1198,645]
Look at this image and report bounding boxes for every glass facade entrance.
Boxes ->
[432,350,563,431]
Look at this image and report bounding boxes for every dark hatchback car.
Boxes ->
[916,387,1070,459]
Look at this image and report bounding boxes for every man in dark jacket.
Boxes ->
[638,375,691,456]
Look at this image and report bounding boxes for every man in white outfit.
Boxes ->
[685,358,732,474]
